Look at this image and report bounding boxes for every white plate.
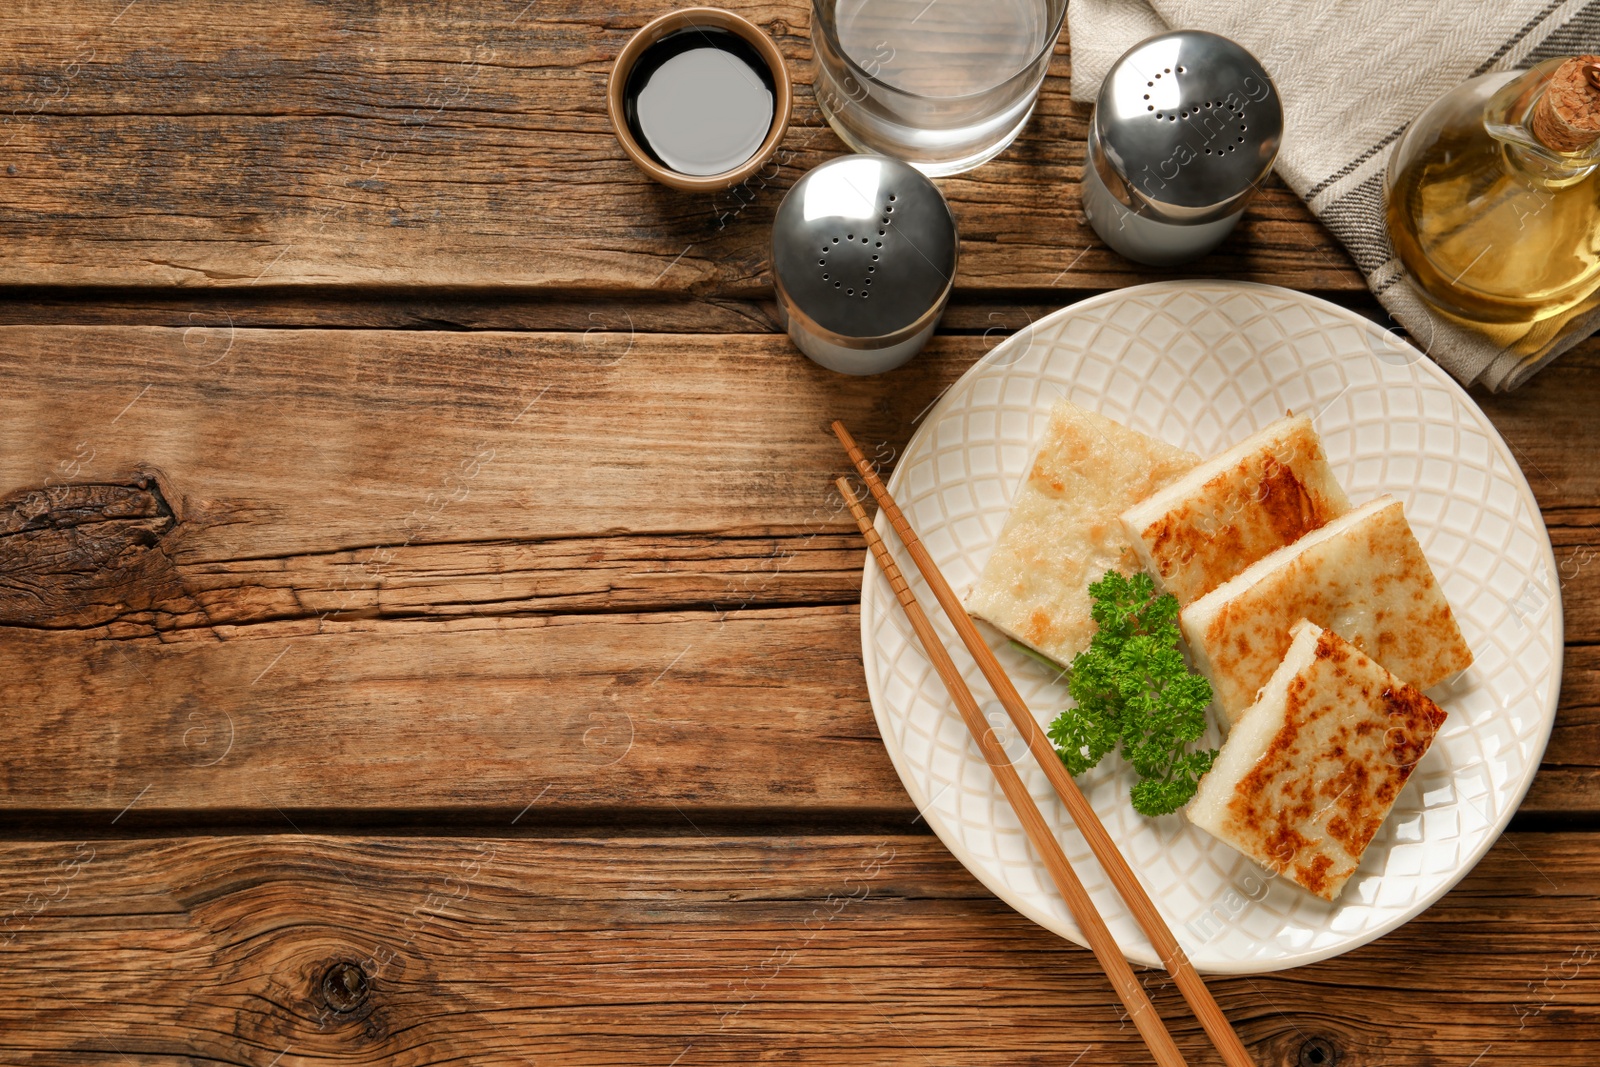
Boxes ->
[859,281,1562,974]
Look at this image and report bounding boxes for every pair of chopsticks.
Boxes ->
[832,420,1254,1067]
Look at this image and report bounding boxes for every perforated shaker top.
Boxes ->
[1094,31,1283,219]
[772,155,957,343]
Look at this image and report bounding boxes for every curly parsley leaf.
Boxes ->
[1046,570,1218,817]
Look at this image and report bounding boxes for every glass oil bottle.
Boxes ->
[1385,56,1600,325]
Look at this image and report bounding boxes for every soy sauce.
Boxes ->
[624,27,776,176]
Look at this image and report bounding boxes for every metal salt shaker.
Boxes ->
[771,155,957,375]
[1082,31,1283,266]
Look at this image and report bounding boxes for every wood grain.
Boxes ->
[1,833,1596,1066]
[0,326,1595,819]
[0,0,1360,294]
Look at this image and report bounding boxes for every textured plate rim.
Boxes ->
[857,279,1563,974]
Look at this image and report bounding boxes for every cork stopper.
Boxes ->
[1531,56,1600,152]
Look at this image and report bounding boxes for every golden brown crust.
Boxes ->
[1144,454,1322,582]
[1214,627,1447,901]
[1185,497,1474,725]
[1127,417,1348,604]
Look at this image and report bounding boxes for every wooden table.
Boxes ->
[1,3,1595,1064]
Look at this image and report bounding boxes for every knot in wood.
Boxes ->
[320,961,370,1014]
[1298,1035,1338,1067]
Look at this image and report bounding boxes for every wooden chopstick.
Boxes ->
[833,421,1256,1067]
[835,477,1190,1067]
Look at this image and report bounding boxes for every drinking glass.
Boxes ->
[811,0,1066,175]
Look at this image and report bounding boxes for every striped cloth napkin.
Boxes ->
[1067,0,1600,391]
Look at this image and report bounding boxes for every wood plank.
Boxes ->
[0,833,1595,1065]
[0,325,947,556]
[0,326,1594,818]
[0,0,1361,294]
[0,605,899,814]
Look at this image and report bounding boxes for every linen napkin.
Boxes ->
[1067,0,1600,391]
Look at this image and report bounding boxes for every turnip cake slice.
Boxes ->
[966,399,1198,665]
[1187,620,1448,902]
[1180,496,1473,727]
[1120,413,1350,605]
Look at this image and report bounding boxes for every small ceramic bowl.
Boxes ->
[607,7,793,192]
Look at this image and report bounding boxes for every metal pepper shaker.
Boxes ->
[771,155,957,376]
[1081,31,1283,266]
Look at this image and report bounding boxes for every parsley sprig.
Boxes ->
[1046,571,1217,816]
